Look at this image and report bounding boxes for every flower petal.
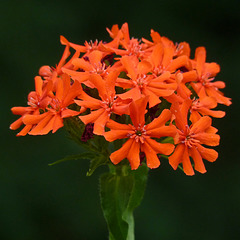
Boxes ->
[145,138,174,155]
[127,140,141,170]
[106,119,132,130]
[104,129,131,142]
[141,141,160,169]
[129,97,148,127]
[190,116,212,134]
[195,143,218,162]
[93,110,110,135]
[146,109,172,130]
[10,117,24,130]
[205,62,220,76]
[150,71,171,82]
[34,76,43,96]
[23,112,48,125]
[75,99,101,109]
[62,69,90,83]
[182,70,198,83]
[105,71,119,96]
[11,107,33,115]
[72,58,92,71]
[171,102,186,130]
[40,115,56,135]
[89,74,107,100]
[205,87,232,106]
[161,47,174,68]
[168,144,185,170]
[110,139,133,165]
[28,113,53,135]
[147,125,177,138]
[52,115,64,133]
[189,147,206,174]
[142,88,160,108]
[167,55,188,72]
[118,87,142,101]
[88,50,103,65]
[147,86,175,97]
[182,146,194,176]
[79,108,105,125]
[151,43,163,67]
[195,47,206,76]
[61,109,80,118]
[16,125,32,136]
[121,56,138,80]
[194,132,220,146]
[62,80,82,107]
[137,60,152,75]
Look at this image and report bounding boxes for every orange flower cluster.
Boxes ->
[10,23,231,175]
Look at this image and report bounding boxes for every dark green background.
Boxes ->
[1,0,239,239]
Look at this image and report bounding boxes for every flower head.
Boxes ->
[10,23,230,175]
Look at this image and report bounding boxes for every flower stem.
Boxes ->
[100,163,148,240]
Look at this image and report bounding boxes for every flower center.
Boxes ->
[101,95,117,112]
[135,130,142,136]
[28,92,41,108]
[179,128,199,148]
[153,66,165,76]
[28,96,39,108]
[199,73,214,87]
[128,124,147,144]
[85,40,99,51]
[191,99,202,111]
[48,98,63,112]
[127,39,142,56]
[90,62,108,76]
[133,74,147,91]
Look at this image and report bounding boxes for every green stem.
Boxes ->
[100,163,148,240]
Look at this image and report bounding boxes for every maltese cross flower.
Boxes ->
[104,97,176,170]
[169,99,220,175]
[75,71,132,135]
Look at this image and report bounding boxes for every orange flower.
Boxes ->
[148,43,189,77]
[107,23,149,58]
[169,99,220,175]
[117,55,177,107]
[62,50,107,87]
[142,29,190,57]
[61,34,119,57]
[190,96,225,122]
[62,50,122,88]
[104,97,176,170]
[22,75,82,135]
[10,76,52,136]
[191,47,232,106]
[75,71,132,135]
[164,70,198,104]
[39,36,81,81]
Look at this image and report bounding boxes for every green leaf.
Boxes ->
[63,117,111,175]
[87,155,109,176]
[48,152,98,166]
[124,164,148,211]
[100,164,148,240]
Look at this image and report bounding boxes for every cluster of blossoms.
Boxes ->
[10,23,231,175]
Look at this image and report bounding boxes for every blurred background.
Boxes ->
[1,0,239,239]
